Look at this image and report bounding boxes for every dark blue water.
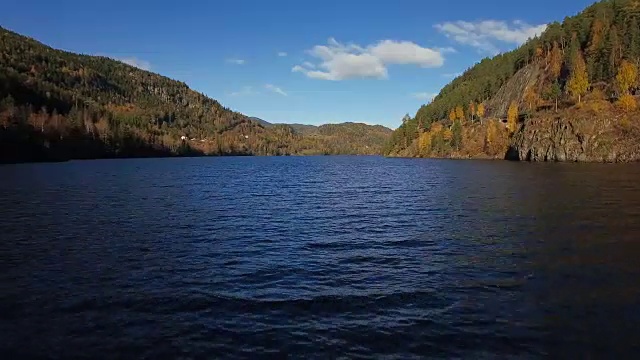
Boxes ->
[1,156,640,359]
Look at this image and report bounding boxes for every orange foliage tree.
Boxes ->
[617,94,637,112]
[477,103,486,121]
[523,86,540,112]
[616,60,638,94]
[549,42,563,80]
[567,51,589,103]
[455,105,464,122]
[507,101,519,133]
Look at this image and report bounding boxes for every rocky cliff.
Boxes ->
[486,64,542,118]
[385,0,640,162]
[509,102,640,162]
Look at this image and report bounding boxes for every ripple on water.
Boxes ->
[1,157,640,358]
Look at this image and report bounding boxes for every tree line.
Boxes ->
[0,27,391,163]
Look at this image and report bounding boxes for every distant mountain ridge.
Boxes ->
[248,117,316,134]
[249,117,388,135]
[0,27,392,163]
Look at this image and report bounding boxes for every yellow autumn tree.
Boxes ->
[616,60,638,94]
[535,46,544,62]
[567,51,589,103]
[418,131,432,156]
[449,109,456,122]
[485,120,498,151]
[455,105,464,122]
[507,101,519,133]
[617,94,638,112]
[484,119,509,156]
[477,103,486,120]
[523,86,540,111]
[443,127,453,142]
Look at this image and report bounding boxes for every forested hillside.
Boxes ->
[0,27,390,163]
[251,119,392,155]
[386,0,640,162]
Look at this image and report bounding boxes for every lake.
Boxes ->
[1,156,640,358]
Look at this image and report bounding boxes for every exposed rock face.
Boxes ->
[486,64,541,118]
[509,110,640,162]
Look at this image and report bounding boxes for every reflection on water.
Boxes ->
[1,157,640,358]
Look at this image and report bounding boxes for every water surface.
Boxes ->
[1,156,640,358]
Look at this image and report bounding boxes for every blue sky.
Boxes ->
[2,0,595,128]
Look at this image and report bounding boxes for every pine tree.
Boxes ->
[587,18,607,81]
[566,33,580,71]
[625,17,640,64]
[607,25,622,79]
[0,95,15,112]
[544,81,561,112]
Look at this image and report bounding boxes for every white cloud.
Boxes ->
[369,40,444,67]
[278,52,288,57]
[292,37,446,81]
[229,86,255,96]
[438,47,457,53]
[226,58,246,65]
[292,65,306,73]
[442,72,462,78]
[435,20,547,54]
[265,84,288,96]
[117,57,152,71]
[411,92,437,102]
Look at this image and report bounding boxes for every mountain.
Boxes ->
[0,27,391,163]
[248,117,273,128]
[385,0,640,162]
[248,117,317,134]
[291,122,393,155]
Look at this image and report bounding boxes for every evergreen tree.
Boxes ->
[587,18,607,82]
[544,81,562,113]
[625,17,640,63]
[0,95,15,113]
[607,25,623,79]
